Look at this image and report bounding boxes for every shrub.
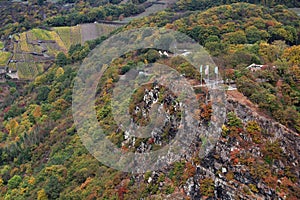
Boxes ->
[200,178,215,197]
[8,175,22,189]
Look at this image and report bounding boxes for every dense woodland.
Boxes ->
[173,0,300,11]
[125,3,300,132]
[0,0,146,38]
[0,1,299,199]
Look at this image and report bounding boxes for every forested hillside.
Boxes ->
[126,3,300,132]
[0,0,145,38]
[0,1,299,200]
[173,0,300,11]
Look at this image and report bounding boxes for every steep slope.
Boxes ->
[0,2,299,200]
[0,55,299,199]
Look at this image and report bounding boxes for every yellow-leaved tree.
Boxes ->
[283,45,300,66]
[37,189,48,200]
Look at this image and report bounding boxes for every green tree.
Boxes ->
[55,52,68,67]
[146,49,160,63]
[245,26,262,44]
[37,86,50,102]
[37,0,44,6]
[283,45,300,65]
[8,175,22,189]
[45,175,62,199]
[200,178,215,197]
[223,30,248,44]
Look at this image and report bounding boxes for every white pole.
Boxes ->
[200,65,203,86]
[207,65,210,85]
[214,66,218,89]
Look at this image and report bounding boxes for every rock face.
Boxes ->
[122,87,299,199]
[182,91,300,199]
[141,90,299,199]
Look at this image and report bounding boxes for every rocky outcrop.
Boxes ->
[123,87,299,199]
[182,91,300,199]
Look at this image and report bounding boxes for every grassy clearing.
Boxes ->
[17,62,39,79]
[0,39,10,66]
[54,26,83,47]
[36,63,44,73]
[8,63,17,70]
[50,31,67,52]
[24,54,34,62]
[19,33,31,52]
[0,41,4,49]
[13,41,18,54]
[32,43,44,54]
[54,26,83,49]
[28,28,67,52]
[12,53,23,62]
[0,51,11,65]
[31,28,52,40]
[53,27,72,49]
[71,25,81,45]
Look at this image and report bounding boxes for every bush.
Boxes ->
[200,178,215,197]
[8,175,22,189]
[45,175,62,199]
[55,52,68,66]
[227,112,243,128]
[37,86,50,102]
[145,49,160,63]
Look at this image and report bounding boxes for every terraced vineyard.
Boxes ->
[70,25,82,45]
[17,62,43,79]
[26,28,67,54]
[0,41,4,49]
[53,26,82,49]
[0,51,10,66]
[81,23,119,43]
[7,23,119,80]
[18,33,31,52]
[0,41,11,66]
[10,30,57,79]
[0,0,170,80]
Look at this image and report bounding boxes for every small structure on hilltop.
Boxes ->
[7,69,19,80]
[246,63,265,72]
[246,63,276,72]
